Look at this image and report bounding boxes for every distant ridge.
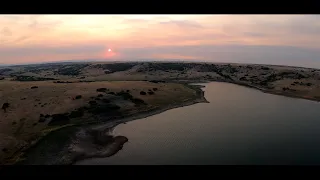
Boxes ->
[0,58,208,67]
[0,58,318,70]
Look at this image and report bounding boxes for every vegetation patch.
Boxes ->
[87,103,121,115]
[14,75,56,81]
[2,103,9,112]
[116,91,133,100]
[140,91,147,95]
[75,95,82,99]
[54,81,73,83]
[0,68,13,75]
[149,80,165,83]
[79,80,94,83]
[89,100,98,106]
[92,63,138,73]
[48,113,70,126]
[97,88,108,92]
[54,64,88,76]
[239,77,247,81]
[131,98,146,105]
[69,109,85,118]
[31,86,39,89]
[100,98,111,103]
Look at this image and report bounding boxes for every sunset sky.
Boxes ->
[1,15,320,68]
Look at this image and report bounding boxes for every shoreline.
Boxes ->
[175,79,320,102]
[15,83,208,165]
[13,80,319,164]
[226,80,320,103]
[69,84,208,165]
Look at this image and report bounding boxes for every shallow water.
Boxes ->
[77,82,320,165]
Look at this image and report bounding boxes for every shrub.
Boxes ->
[97,88,108,92]
[75,95,82,99]
[54,81,73,83]
[97,94,104,97]
[89,100,97,106]
[69,109,85,118]
[246,66,253,70]
[108,92,115,95]
[31,86,38,89]
[101,98,111,103]
[2,148,8,152]
[116,91,133,100]
[2,103,9,112]
[48,113,70,126]
[140,91,147,95]
[153,88,158,91]
[131,98,146,106]
[88,103,121,114]
[149,80,165,83]
[38,118,46,123]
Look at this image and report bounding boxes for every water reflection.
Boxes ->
[77,82,320,165]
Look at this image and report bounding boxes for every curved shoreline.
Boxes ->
[15,83,208,165]
[225,80,320,103]
[69,84,208,165]
[14,80,319,164]
[178,79,320,102]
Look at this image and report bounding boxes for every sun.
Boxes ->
[104,48,117,59]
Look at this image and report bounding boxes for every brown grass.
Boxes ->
[0,80,197,164]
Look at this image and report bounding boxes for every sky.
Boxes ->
[1,15,320,68]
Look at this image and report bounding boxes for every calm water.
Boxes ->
[77,82,320,165]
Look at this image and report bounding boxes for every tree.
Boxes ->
[2,103,9,112]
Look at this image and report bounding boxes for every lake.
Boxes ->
[77,82,320,165]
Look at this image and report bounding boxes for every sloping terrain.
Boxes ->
[1,61,320,164]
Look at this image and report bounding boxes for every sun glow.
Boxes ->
[103,48,118,59]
